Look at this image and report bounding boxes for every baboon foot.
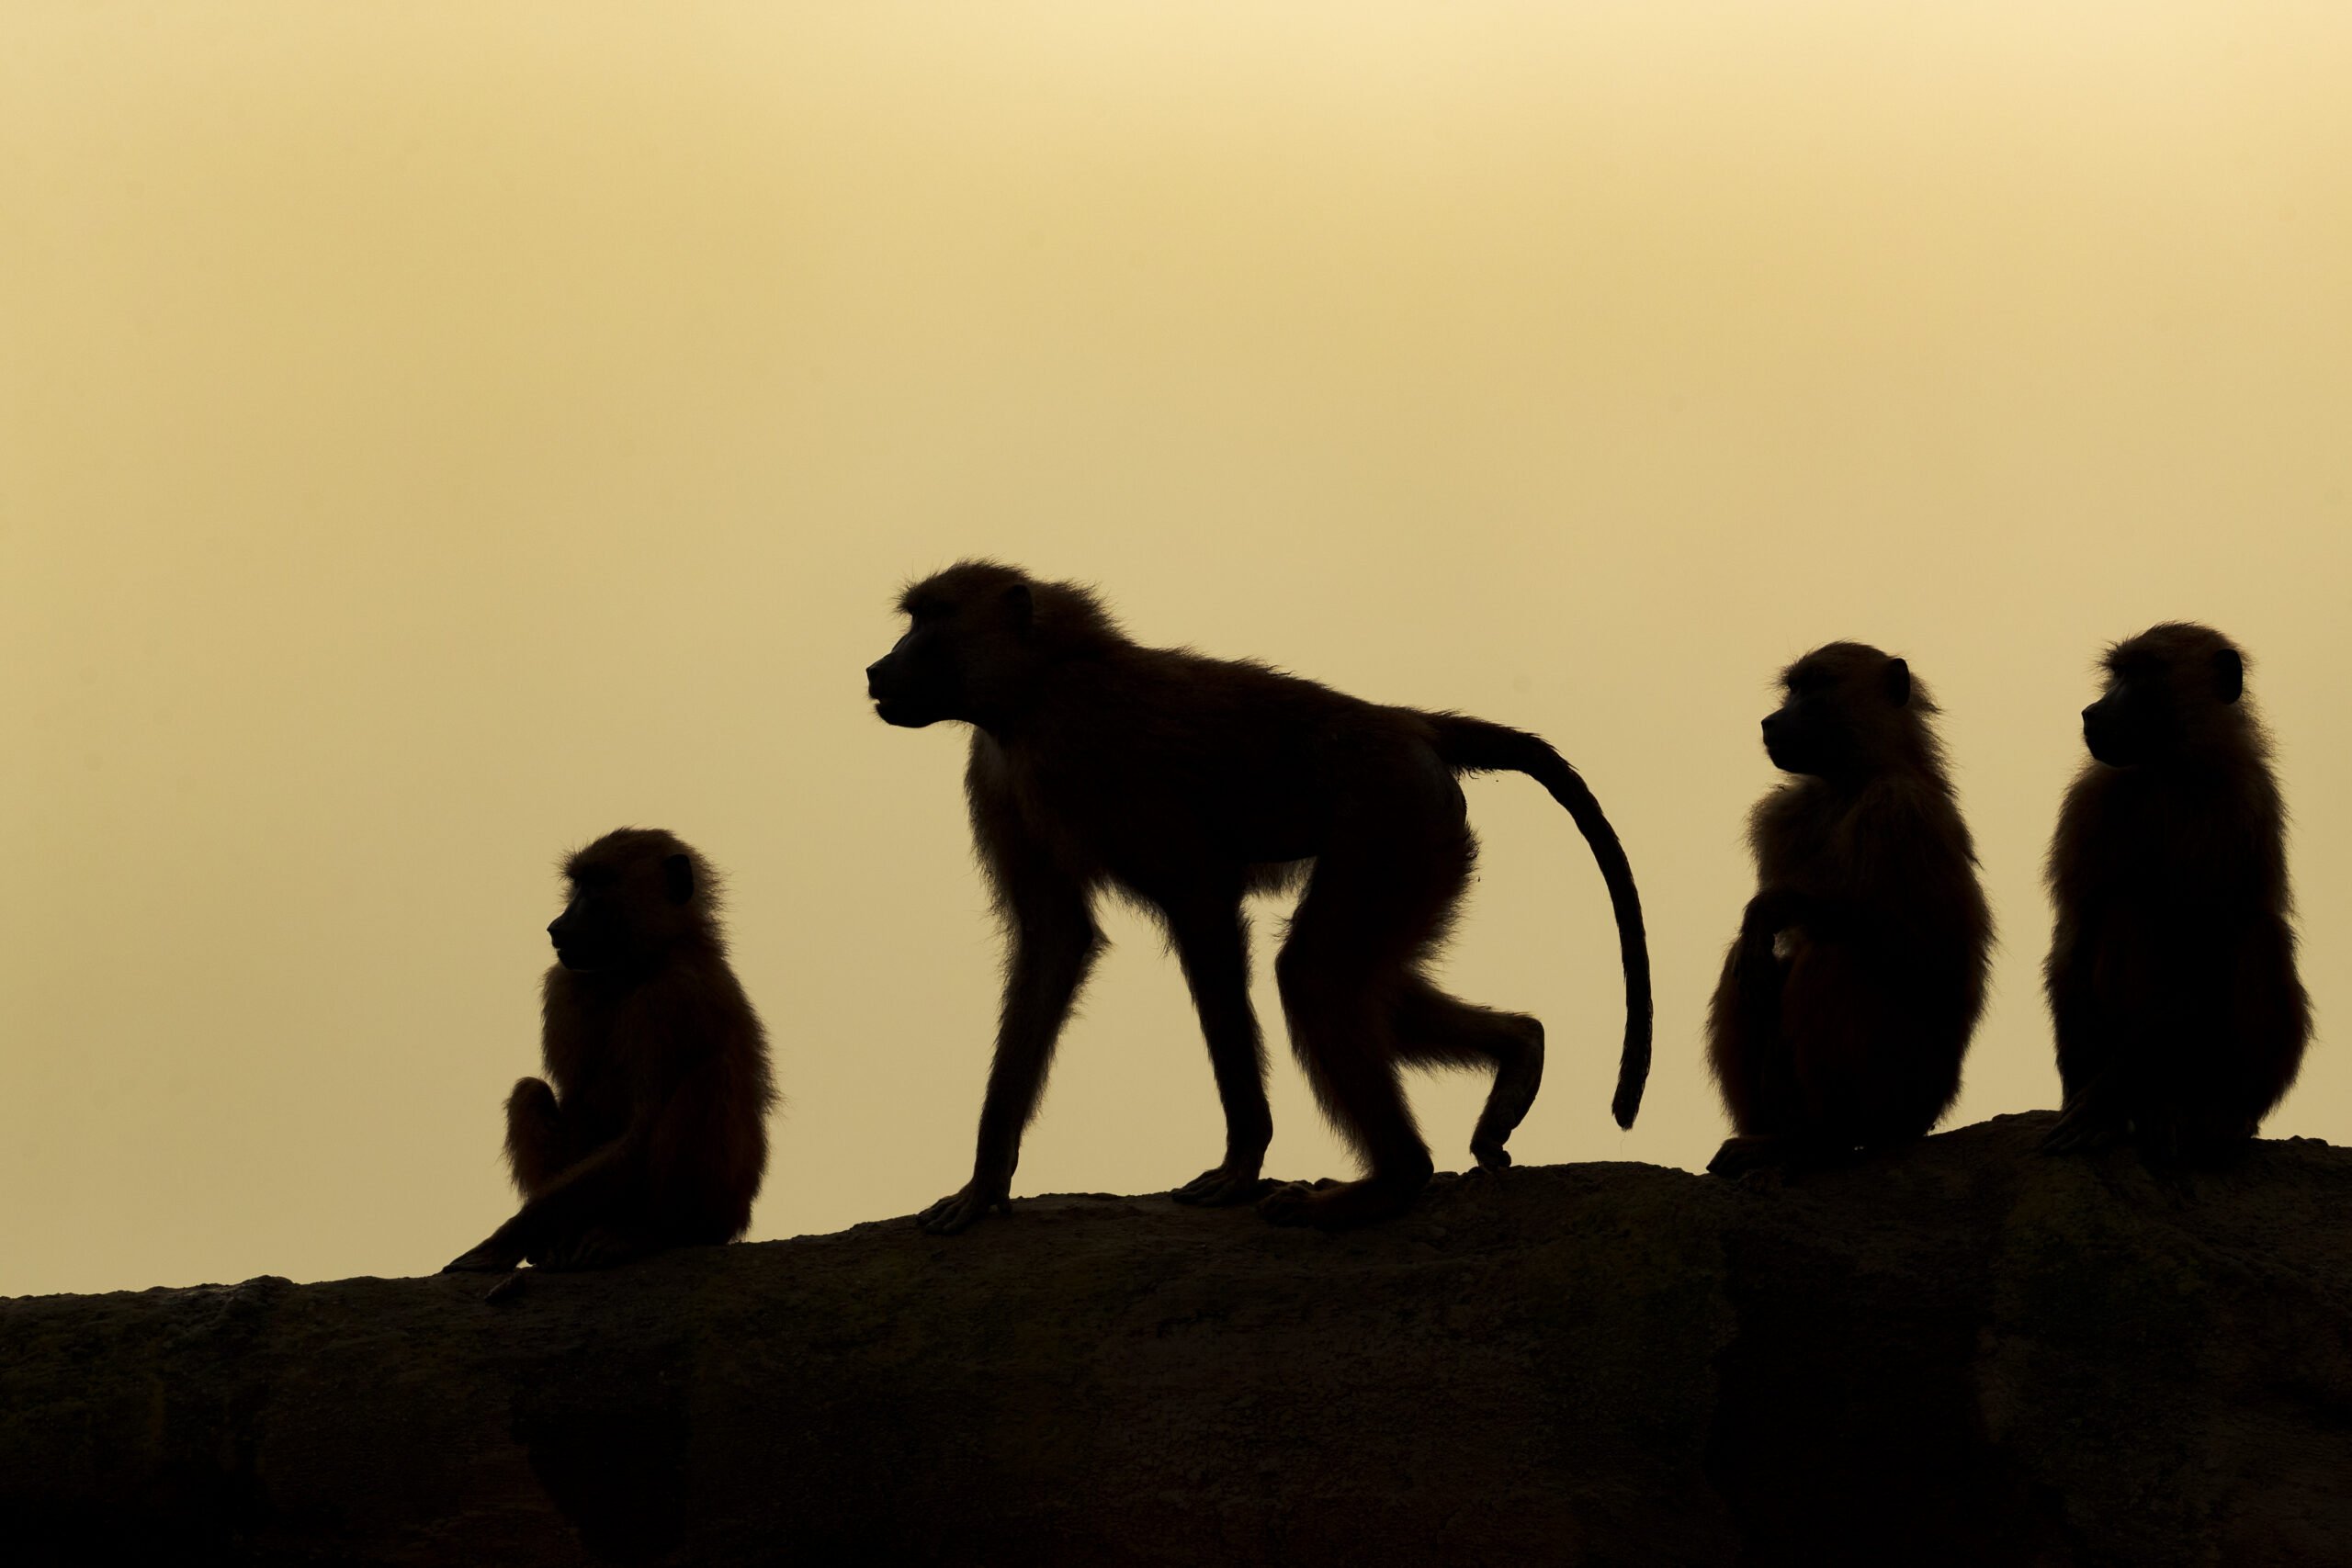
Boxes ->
[1258,1168,1430,1229]
[1172,1160,1270,1206]
[537,1225,661,1271]
[1709,1134,1862,1177]
[1707,1134,1791,1178]
[2163,1114,2261,1169]
[1470,1020,1544,1172]
[2039,1102,2127,1156]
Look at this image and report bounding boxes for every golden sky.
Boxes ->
[4,4,2347,1296]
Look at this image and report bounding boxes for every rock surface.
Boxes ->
[5,1112,2351,1566]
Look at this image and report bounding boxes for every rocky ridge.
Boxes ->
[5,1111,2350,1566]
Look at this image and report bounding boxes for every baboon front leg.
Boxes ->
[1390,977,1544,1171]
[2041,929,2122,1156]
[919,884,1102,1235]
[1166,899,1273,1206]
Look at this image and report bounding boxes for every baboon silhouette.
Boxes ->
[866,559,1649,1232]
[2043,623,2309,1158]
[1706,643,1992,1174]
[446,828,775,1271]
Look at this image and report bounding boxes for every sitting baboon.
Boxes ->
[2042,623,2310,1158]
[865,559,1650,1233]
[1705,643,1992,1174]
[446,828,775,1271]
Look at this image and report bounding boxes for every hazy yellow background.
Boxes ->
[4,5,2346,1297]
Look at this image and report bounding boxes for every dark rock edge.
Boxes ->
[6,1111,2351,1568]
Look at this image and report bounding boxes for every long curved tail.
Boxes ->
[1430,714,1652,1128]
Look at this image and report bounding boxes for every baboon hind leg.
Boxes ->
[1261,790,1471,1229]
[503,1077,571,1196]
[1391,976,1544,1171]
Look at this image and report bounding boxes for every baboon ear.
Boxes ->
[662,852,695,906]
[1002,581,1035,637]
[2212,647,2244,704]
[1883,657,1911,706]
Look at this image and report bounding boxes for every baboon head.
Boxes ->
[1760,642,1929,781]
[2082,623,2246,768]
[867,560,1126,732]
[864,561,1043,729]
[548,828,709,974]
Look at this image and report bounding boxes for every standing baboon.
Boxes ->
[446,828,776,1271]
[2043,623,2310,1157]
[865,559,1650,1233]
[1705,643,1992,1174]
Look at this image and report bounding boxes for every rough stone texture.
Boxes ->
[5,1111,2351,1566]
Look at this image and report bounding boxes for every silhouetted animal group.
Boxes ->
[447,564,2310,1271]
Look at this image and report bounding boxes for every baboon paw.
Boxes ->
[1171,1164,1268,1206]
[443,1240,524,1274]
[917,1184,1008,1235]
[1470,1140,1512,1172]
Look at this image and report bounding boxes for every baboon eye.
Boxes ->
[2212,648,2244,704]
